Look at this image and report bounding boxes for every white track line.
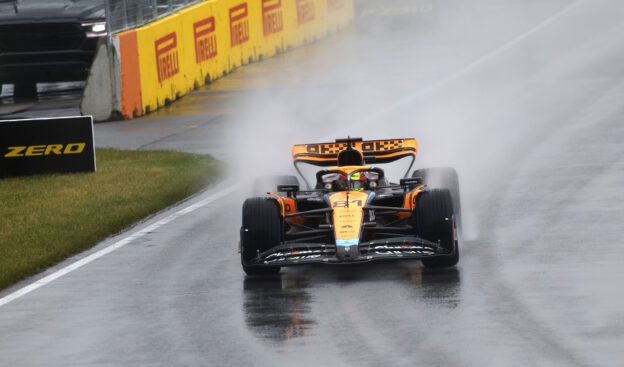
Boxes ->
[0,184,240,307]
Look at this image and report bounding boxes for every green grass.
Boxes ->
[0,148,222,290]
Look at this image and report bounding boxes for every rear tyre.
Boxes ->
[253,175,300,196]
[416,189,459,268]
[240,197,282,275]
[412,167,462,232]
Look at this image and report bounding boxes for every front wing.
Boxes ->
[246,236,451,266]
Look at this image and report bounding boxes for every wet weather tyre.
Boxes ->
[240,197,282,275]
[253,175,300,196]
[416,189,459,268]
[413,167,462,232]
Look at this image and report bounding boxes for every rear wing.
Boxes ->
[292,138,418,166]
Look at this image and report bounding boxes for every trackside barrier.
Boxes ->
[82,0,354,121]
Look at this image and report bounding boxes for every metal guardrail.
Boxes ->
[105,0,202,34]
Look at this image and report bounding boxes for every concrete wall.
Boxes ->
[82,0,354,121]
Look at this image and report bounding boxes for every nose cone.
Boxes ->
[336,244,361,261]
[330,190,370,261]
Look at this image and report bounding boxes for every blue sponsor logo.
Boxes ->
[336,238,359,247]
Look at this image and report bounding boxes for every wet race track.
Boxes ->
[1,0,624,365]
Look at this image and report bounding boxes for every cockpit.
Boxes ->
[317,167,384,192]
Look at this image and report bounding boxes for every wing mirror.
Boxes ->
[400,177,422,190]
[277,184,299,197]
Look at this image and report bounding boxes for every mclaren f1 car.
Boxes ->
[239,137,461,275]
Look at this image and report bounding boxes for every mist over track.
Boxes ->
[2,1,624,365]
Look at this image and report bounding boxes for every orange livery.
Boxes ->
[239,137,462,275]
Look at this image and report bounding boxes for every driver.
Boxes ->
[330,172,369,191]
[349,172,368,191]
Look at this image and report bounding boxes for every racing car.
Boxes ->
[240,137,461,275]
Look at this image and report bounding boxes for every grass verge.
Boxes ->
[0,148,221,290]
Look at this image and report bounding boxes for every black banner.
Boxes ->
[0,116,96,178]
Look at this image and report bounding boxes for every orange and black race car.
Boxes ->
[239,137,461,275]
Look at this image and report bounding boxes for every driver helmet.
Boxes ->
[349,172,368,191]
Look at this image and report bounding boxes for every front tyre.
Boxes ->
[413,167,462,232]
[240,197,282,276]
[416,189,459,268]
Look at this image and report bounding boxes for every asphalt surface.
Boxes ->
[1,0,624,365]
